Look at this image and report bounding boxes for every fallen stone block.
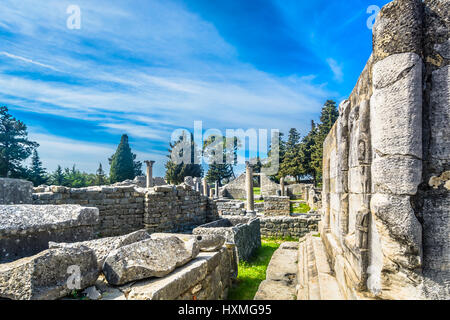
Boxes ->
[49,230,151,271]
[0,178,33,204]
[151,233,225,252]
[0,205,99,263]
[0,246,98,300]
[103,237,199,285]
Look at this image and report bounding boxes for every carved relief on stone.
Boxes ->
[357,100,371,165]
[337,100,351,173]
[340,193,349,235]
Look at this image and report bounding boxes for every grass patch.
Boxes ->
[290,201,310,214]
[253,187,261,195]
[227,239,283,300]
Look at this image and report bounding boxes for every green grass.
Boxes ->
[253,187,261,195]
[290,201,310,214]
[227,239,283,300]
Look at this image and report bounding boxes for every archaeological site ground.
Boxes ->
[0,0,448,308]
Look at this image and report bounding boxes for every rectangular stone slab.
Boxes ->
[0,205,99,263]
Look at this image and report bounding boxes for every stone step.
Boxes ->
[297,234,344,300]
[254,242,299,300]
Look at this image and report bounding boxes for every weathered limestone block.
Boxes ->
[0,205,99,263]
[0,178,33,204]
[193,217,261,262]
[0,246,98,300]
[49,230,151,270]
[371,52,423,158]
[370,194,422,268]
[429,65,450,161]
[372,156,422,195]
[151,233,225,252]
[125,249,232,300]
[103,237,199,285]
[373,0,423,62]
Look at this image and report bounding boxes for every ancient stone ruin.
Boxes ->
[255,0,449,301]
[0,177,236,300]
[0,0,448,301]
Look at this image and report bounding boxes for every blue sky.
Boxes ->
[0,0,390,177]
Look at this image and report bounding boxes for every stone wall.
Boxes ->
[260,216,320,239]
[259,174,280,197]
[32,185,219,237]
[263,196,290,216]
[321,0,449,300]
[220,173,280,199]
[215,199,246,216]
[0,204,99,263]
[193,217,261,261]
[144,185,219,234]
[0,178,33,204]
[220,173,246,199]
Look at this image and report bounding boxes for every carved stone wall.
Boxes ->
[321,0,449,300]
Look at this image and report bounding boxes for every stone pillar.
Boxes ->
[214,181,219,198]
[246,161,255,215]
[144,161,155,188]
[193,177,201,192]
[202,178,208,196]
[280,177,285,196]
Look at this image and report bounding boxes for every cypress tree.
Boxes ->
[109,134,136,183]
[28,150,47,186]
[95,163,107,186]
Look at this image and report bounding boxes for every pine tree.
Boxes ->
[50,165,65,185]
[0,106,38,178]
[206,164,234,185]
[109,134,136,183]
[95,163,107,186]
[165,132,203,184]
[279,128,303,180]
[311,100,339,184]
[28,150,47,186]
[286,128,301,150]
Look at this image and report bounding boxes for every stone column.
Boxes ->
[214,181,219,198]
[280,177,285,196]
[193,177,201,192]
[202,178,208,196]
[245,161,255,215]
[144,161,155,188]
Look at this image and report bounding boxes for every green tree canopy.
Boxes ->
[28,149,48,186]
[95,163,107,186]
[311,100,339,183]
[50,165,65,185]
[0,106,38,178]
[165,132,203,184]
[109,134,137,183]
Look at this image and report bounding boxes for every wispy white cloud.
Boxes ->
[0,0,338,174]
[326,58,344,82]
[0,51,60,72]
